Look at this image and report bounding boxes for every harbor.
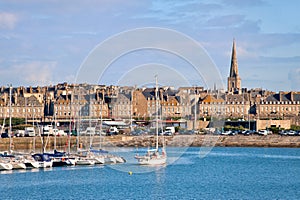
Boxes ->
[1,147,300,199]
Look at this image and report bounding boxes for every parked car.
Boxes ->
[279,130,288,136]
[25,127,36,137]
[242,130,253,136]
[163,130,173,136]
[53,129,67,136]
[14,130,25,137]
[222,130,232,135]
[287,130,297,136]
[258,130,268,136]
[1,132,9,138]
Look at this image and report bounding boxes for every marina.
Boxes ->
[0,149,125,171]
[1,147,300,199]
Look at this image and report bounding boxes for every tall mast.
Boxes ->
[76,86,81,151]
[89,87,92,149]
[68,88,73,154]
[54,106,57,150]
[130,89,133,132]
[8,84,12,154]
[155,75,159,150]
[32,101,35,153]
[42,88,46,153]
[99,97,103,149]
[194,86,197,130]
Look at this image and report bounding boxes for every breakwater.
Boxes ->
[1,135,300,151]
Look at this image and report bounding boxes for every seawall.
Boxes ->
[1,135,300,152]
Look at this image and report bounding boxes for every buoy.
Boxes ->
[128,171,133,175]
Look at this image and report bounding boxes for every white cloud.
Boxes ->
[288,68,300,91]
[0,61,57,86]
[0,12,18,29]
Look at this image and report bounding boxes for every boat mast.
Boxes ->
[130,89,133,132]
[155,75,159,150]
[99,95,104,150]
[194,86,197,130]
[8,84,12,154]
[68,88,73,154]
[42,88,46,153]
[76,86,81,151]
[54,106,57,150]
[32,102,35,153]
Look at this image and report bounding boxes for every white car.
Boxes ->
[258,130,268,135]
[221,130,232,135]
[53,129,67,136]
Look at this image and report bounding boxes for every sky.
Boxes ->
[0,0,299,91]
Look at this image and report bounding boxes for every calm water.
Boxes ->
[1,147,300,199]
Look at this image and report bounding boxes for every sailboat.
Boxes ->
[2,85,27,170]
[135,76,167,165]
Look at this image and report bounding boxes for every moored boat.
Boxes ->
[135,148,166,165]
[32,153,53,168]
[135,76,167,165]
[0,159,13,170]
[75,157,96,165]
[10,158,27,170]
[23,155,40,169]
[44,150,74,167]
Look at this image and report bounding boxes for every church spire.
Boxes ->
[229,39,238,77]
[227,39,241,93]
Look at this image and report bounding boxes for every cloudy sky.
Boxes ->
[0,0,299,91]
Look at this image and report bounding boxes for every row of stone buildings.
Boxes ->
[0,83,299,124]
[0,40,299,126]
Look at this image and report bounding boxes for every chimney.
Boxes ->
[159,89,163,102]
[290,92,294,102]
[14,92,18,104]
[279,91,283,102]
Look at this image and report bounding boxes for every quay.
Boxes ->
[1,135,300,151]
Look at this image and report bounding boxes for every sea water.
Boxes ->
[1,147,299,199]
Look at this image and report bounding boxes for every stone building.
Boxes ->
[0,86,44,121]
[111,91,132,119]
[257,92,300,122]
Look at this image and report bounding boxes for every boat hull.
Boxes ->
[24,160,40,168]
[37,161,53,168]
[0,162,13,170]
[76,159,95,165]
[136,156,166,165]
[11,162,27,170]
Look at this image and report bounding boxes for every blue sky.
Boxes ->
[0,0,299,91]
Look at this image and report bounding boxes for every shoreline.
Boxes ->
[1,134,300,151]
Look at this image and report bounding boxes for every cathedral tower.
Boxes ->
[227,39,241,93]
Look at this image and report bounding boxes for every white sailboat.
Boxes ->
[0,159,13,170]
[135,76,167,165]
[10,159,27,170]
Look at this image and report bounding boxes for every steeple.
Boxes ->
[230,39,238,77]
[227,39,241,93]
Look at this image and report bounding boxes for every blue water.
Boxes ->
[1,147,300,199]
